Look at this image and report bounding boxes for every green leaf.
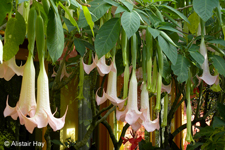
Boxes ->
[121,11,140,39]
[171,54,191,83]
[160,5,190,23]
[210,83,222,92]
[59,2,79,32]
[187,11,200,34]
[213,116,225,129]
[120,0,133,11]
[218,103,225,120]
[115,5,129,14]
[51,139,64,146]
[158,25,183,35]
[194,126,213,139]
[189,49,204,65]
[193,0,219,22]
[3,13,26,61]
[18,0,29,4]
[82,6,94,36]
[187,142,203,150]
[73,39,94,57]
[78,0,111,28]
[95,18,120,58]
[70,0,82,9]
[0,0,12,25]
[208,39,225,47]
[211,55,225,77]
[147,26,160,39]
[158,36,177,65]
[47,10,64,63]
[62,16,75,32]
[103,0,120,6]
[74,39,86,57]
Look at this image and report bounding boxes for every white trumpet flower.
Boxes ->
[199,37,218,85]
[116,70,142,131]
[4,53,36,124]
[140,83,159,132]
[96,56,126,110]
[0,56,24,81]
[19,59,68,133]
[83,54,116,76]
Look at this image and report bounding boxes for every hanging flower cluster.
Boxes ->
[3,7,68,133]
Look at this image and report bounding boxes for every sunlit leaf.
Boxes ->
[95,18,120,58]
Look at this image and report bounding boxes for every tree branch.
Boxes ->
[172,105,216,137]
[177,5,193,10]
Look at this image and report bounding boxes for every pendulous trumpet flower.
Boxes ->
[96,56,126,110]
[4,52,36,124]
[116,70,142,131]
[199,37,218,85]
[18,58,68,133]
[83,54,116,76]
[140,83,159,132]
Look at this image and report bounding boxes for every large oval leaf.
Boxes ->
[158,35,177,65]
[0,0,12,25]
[95,18,121,58]
[171,54,191,83]
[121,11,140,39]
[3,13,26,61]
[47,10,64,63]
[78,0,111,28]
[211,55,225,77]
[193,0,219,22]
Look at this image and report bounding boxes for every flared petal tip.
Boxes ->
[96,89,107,106]
[199,73,218,85]
[47,106,68,131]
[125,109,142,125]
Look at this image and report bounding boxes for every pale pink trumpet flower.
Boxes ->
[0,56,25,81]
[161,82,171,94]
[83,54,116,76]
[116,70,142,131]
[199,37,218,85]
[140,83,159,132]
[52,46,77,80]
[96,56,126,110]
[4,52,36,124]
[19,59,68,133]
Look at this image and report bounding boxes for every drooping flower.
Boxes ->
[18,59,68,133]
[83,54,116,76]
[96,56,126,110]
[199,37,218,85]
[161,82,171,93]
[0,56,25,81]
[116,70,142,131]
[140,83,159,132]
[4,52,36,124]
[52,46,77,80]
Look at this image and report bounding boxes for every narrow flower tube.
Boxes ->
[185,70,195,143]
[161,93,168,127]
[140,83,159,132]
[18,60,68,133]
[4,52,36,124]
[116,70,142,131]
[96,56,126,109]
[125,70,142,125]
[83,54,116,76]
[77,57,84,100]
[199,37,218,85]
